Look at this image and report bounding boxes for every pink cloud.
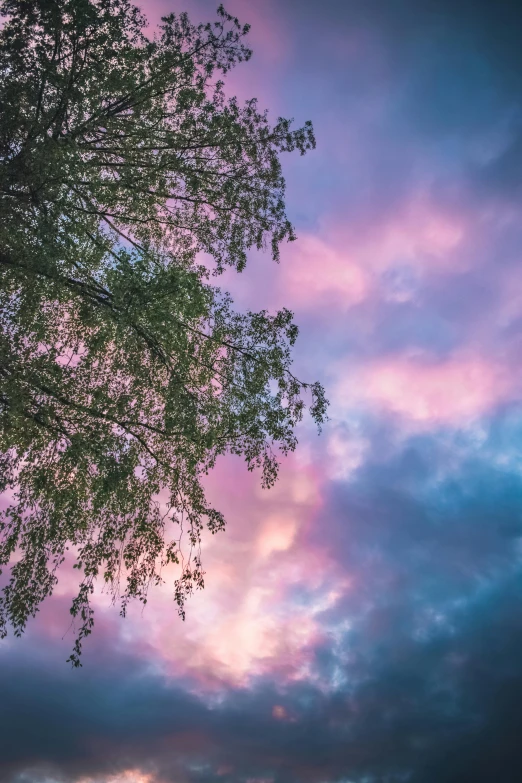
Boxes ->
[336,353,515,425]
[272,704,288,720]
[256,514,298,558]
[103,455,351,689]
[281,234,369,308]
[8,453,344,682]
[273,194,469,315]
[370,197,465,271]
[334,194,468,279]
[76,769,155,783]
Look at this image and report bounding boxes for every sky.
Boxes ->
[3,1,522,781]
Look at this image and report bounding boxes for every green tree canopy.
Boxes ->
[0,0,327,664]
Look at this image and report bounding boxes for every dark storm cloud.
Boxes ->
[4,419,522,783]
[4,579,522,782]
[314,419,522,612]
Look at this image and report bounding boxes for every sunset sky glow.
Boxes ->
[4,1,522,782]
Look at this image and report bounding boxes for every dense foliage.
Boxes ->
[0,0,327,664]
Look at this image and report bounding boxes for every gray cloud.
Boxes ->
[3,577,522,783]
[4,422,522,783]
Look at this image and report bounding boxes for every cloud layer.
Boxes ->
[4,1,522,781]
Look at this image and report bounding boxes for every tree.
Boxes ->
[0,0,327,665]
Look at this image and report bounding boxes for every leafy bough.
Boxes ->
[0,0,327,664]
